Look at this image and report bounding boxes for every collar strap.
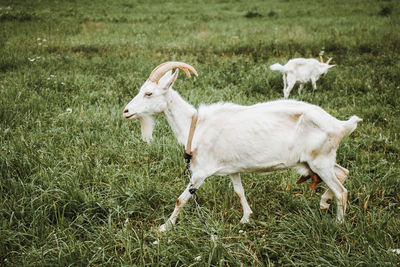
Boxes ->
[184,113,198,160]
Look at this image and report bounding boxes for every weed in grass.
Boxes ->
[244,11,263,18]
[268,10,277,17]
[378,6,392,17]
[0,10,36,22]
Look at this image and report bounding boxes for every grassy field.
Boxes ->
[1,0,400,265]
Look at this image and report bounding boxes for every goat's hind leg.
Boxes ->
[230,174,253,224]
[309,160,348,223]
[284,78,296,99]
[283,73,287,92]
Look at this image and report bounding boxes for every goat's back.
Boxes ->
[285,58,323,81]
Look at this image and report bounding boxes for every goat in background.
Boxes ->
[270,56,336,98]
[123,62,361,232]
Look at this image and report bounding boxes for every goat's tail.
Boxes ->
[342,115,362,137]
[269,63,286,73]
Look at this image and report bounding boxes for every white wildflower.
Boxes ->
[66,108,72,113]
[195,256,201,261]
[152,240,159,245]
[211,234,218,242]
[392,249,400,254]
[61,82,65,86]
[28,58,35,62]
[37,38,41,41]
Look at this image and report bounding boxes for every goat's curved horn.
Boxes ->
[148,62,198,84]
[326,57,333,65]
[319,56,324,63]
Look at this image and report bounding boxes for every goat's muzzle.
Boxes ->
[123,108,137,119]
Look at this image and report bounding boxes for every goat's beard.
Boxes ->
[139,115,154,143]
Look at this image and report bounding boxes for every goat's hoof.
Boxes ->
[336,218,345,224]
[159,224,168,232]
[320,202,330,212]
[240,213,252,224]
[320,208,328,213]
[240,217,250,224]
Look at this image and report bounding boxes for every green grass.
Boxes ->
[1,0,399,265]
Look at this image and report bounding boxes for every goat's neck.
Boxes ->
[163,89,197,146]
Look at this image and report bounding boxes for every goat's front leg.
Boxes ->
[298,83,305,94]
[320,164,349,211]
[159,176,206,232]
[230,174,253,224]
[311,78,317,90]
[310,161,348,223]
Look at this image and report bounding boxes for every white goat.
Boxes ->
[270,56,336,98]
[123,62,361,232]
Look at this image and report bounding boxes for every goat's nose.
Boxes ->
[123,108,129,113]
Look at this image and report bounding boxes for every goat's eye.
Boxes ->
[144,92,152,97]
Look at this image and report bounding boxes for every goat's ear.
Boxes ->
[328,64,336,68]
[159,69,179,90]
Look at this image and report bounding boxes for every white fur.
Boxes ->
[270,58,335,98]
[123,70,361,232]
[139,116,154,143]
